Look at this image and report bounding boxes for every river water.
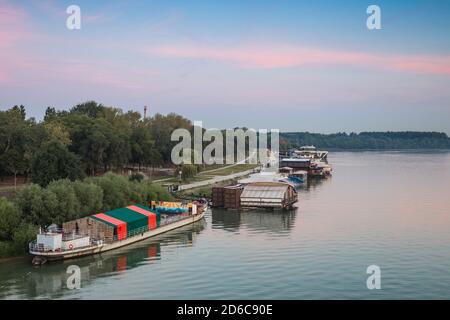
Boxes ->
[1,151,450,299]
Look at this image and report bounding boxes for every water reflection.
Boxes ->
[300,176,331,192]
[212,208,297,234]
[211,179,330,234]
[0,219,206,299]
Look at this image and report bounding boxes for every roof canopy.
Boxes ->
[241,182,291,200]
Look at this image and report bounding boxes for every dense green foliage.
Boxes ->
[31,140,85,187]
[129,172,145,182]
[0,101,192,186]
[0,173,173,257]
[280,131,450,150]
[0,196,38,257]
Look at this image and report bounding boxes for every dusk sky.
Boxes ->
[1,0,449,133]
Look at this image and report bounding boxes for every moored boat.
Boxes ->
[285,170,308,186]
[293,145,328,161]
[29,200,207,264]
[309,160,332,178]
[280,145,332,179]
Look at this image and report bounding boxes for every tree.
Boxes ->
[0,107,31,188]
[104,130,130,171]
[64,115,113,175]
[12,223,37,253]
[31,140,85,187]
[43,122,71,146]
[44,107,57,122]
[90,172,131,210]
[148,113,192,163]
[15,184,58,229]
[130,124,155,170]
[72,180,103,216]
[11,105,26,120]
[47,180,81,224]
[70,101,105,118]
[0,197,22,241]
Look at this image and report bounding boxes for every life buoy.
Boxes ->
[69,244,74,250]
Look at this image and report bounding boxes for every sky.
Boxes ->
[0,0,449,133]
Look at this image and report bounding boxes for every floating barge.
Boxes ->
[212,182,297,210]
[29,201,206,264]
[240,182,297,209]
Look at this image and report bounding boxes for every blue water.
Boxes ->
[1,151,450,299]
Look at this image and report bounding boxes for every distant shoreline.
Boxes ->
[281,132,450,151]
[321,148,450,152]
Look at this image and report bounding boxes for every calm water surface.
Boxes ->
[1,151,450,299]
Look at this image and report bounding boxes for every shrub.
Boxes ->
[89,172,131,210]
[47,179,81,224]
[15,184,58,229]
[12,223,38,253]
[0,197,22,241]
[129,173,144,182]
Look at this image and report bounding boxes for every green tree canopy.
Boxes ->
[31,140,85,187]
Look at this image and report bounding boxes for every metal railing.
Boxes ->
[159,213,191,227]
[111,214,193,242]
[29,241,53,253]
[29,238,99,253]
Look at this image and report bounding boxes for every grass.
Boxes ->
[0,184,28,199]
[177,177,244,199]
[198,164,258,176]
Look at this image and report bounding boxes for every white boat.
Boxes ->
[309,159,332,178]
[293,145,328,161]
[281,146,332,178]
[285,170,308,185]
[238,169,308,188]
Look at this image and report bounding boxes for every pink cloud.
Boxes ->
[0,1,28,47]
[0,1,137,89]
[0,1,31,83]
[145,43,450,75]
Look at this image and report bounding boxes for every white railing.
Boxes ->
[29,241,54,253]
[29,238,99,253]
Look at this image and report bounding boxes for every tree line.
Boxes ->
[280,131,450,151]
[0,101,193,188]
